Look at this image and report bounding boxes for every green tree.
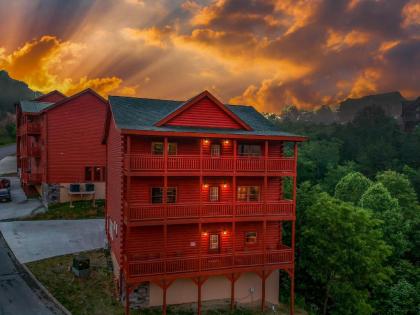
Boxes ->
[298,139,341,182]
[334,172,372,204]
[300,193,391,315]
[360,183,409,260]
[321,161,359,194]
[376,170,418,219]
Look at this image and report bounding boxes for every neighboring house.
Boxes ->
[402,97,420,132]
[16,89,108,204]
[104,90,306,314]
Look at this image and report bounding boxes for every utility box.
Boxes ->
[72,256,90,278]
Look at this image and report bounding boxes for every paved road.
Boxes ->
[0,176,44,221]
[0,219,105,263]
[0,143,16,159]
[0,232,67,315]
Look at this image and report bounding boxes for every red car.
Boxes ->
[0,178,11,202]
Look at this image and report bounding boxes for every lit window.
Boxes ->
[245,232,257,244]
[238,144,262,156]
[211,144,221,157]
[209,186,219,202]
[237,186,260,202]
[209,233,220,251]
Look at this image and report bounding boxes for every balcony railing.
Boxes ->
[127,249,293,277]
[19,123,41,135]
[28,146,41,157]
[126,200,294,222]
[124,154,295,173]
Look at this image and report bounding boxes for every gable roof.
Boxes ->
[33,90,66,102]
[38,88,108,113]
[155,90,252,130]
[19,88,107,114]
[108,94,305,140]
[19,100,54,113]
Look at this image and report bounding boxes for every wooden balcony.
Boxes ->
[28,146,41,157]
[126,200,294,223]
[127,248,293,277]
[124,154,295,174]
[18,123,41,135]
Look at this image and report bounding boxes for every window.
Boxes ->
[245,232,257,245]
[85,166,105,181]
[94,167,104,181]
[209,233,220,251]
[168,143,177,155]
[238,144,261,156]
[210,144,221,157]
[85,167,92,181]
[151,187,163,203]
[151,142,177,155]
[209,186,219,202]
[151,187,177,203]
[152,142,164,155]
[167,187,177,203]
[237,186,260,202]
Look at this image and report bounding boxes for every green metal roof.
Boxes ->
[20,100,54,113]
[108,96,303,138]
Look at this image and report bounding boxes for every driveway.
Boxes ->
[0,176,44,221]
[0,143,16,160]
[0,156,16,175]
[0,232,67,315]
[0,219,105,263]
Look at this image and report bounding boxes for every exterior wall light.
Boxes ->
[203,139,209,144]
[224,140,230,145]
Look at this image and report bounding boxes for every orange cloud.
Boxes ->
[325,30,371,52]
[0,35,133,96]
[402,0,420,28]
[122,26,174,48]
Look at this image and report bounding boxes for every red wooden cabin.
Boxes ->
[16,89,108,204]
[104,91,306,314]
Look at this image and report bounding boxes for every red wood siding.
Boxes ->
[107,119,123,264]
[165,97,244,130]
[46,92,107,183]
[127,222,283,259]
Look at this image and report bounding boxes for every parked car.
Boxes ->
[0,178,11,202]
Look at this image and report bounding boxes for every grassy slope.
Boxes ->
[28,200,105,220]
[27,250,294,315]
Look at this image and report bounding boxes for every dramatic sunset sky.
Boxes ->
[0,0,419,112]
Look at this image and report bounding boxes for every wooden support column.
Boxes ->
[290,270,295,315]
[163,137,168,274]
[225,273,240,310]
[192,277,208,315]
[163,285,167,315]
[153,279,174,315]
[125,284,130,315]
[261,270,266,312]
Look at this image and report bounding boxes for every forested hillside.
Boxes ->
[271,106,420,314]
